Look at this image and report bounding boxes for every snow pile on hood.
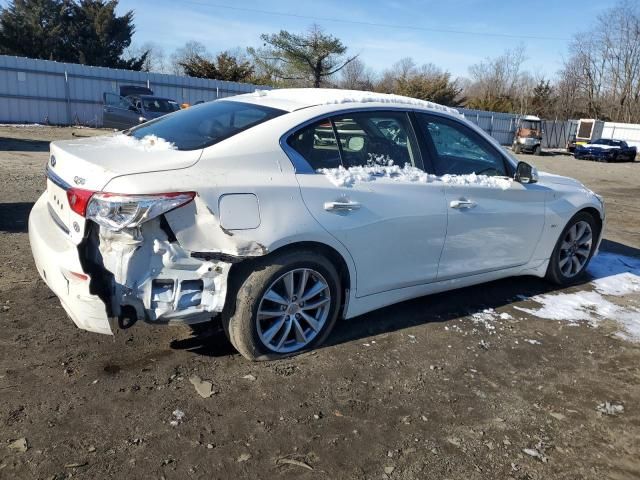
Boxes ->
[108,134,177,152]
[440,173,512,190]
[515,252,640,342]
[583,144,618,150]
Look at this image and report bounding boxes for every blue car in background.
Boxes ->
[574,138,637,162]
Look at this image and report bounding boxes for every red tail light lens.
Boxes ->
[66,188,96,216]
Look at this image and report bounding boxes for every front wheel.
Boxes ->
[533,145,542,156]
[546,212,598,285]
[223,251,342,361]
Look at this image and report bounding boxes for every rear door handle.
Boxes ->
[324,201,361,212]
[450,199,477,209]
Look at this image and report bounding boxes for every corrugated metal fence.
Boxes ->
[0,55,269,127]
[459,107,577,149]
[458,108,519,146]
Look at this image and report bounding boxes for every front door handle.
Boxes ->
[324,201,361,212]
[450,199,477,209]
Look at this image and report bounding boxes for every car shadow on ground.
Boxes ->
[173,239,640,358]
[0,137,51,152]
[0,202,34,233]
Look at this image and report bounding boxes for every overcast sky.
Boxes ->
[1,0,619,78]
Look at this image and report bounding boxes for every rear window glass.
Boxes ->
[129,100,285,150]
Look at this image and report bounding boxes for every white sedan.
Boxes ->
[29,89,605,360]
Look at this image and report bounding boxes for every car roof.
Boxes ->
[225,88,460,116]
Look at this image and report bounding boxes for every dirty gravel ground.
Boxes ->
[0,126,639,480]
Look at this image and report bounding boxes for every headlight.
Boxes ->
[138,116,147,123]
[86,192,195,231]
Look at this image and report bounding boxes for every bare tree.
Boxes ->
[170,41,210,76]
[339,58,374,90]
[465,45,528,112]
[125,42,168,73]
[558,0,640,121]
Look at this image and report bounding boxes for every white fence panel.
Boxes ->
[602,122,640,149]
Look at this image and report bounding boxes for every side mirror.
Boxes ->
[514,161,538,184]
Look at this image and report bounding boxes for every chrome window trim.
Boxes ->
[46,166,72,191]
[279,105,516,175]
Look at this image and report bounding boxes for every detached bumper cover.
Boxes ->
[29,194,112,335]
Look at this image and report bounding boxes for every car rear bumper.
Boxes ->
[29,193,112,335]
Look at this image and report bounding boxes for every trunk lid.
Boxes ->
[48,134,202,191]
[46,134,202,244]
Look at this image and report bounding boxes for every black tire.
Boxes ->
[533,145,542,156]
[545,211,599,285]
[222,250,342,361]
[513,143,521,154]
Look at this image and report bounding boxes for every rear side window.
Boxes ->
[287,111,418,170]
[331,112,417,168]
[129,100,285,151]
[287,120,342,170]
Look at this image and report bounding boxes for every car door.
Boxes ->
[414,112,547,280]
[102,93,138,129]
[290,110,448,297]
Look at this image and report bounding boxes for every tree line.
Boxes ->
[1,0,639,122]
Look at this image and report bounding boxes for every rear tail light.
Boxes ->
[67,187,96,216]
[86,192,195,231]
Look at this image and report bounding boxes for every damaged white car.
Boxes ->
[29,88,605,360]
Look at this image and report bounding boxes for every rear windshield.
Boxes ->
[129,100,286,150]
[142,98,180,113]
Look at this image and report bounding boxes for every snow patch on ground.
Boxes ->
[109,134,177,152]
[318,166,511,190]
[0,123,47,127]
[515,252,640,341]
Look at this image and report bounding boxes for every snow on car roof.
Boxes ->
[227,88,460,115]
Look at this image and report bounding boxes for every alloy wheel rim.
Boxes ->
[558,220,593,278]
[256,268,331,353]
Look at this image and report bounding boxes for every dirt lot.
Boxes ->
[1,126,639,480]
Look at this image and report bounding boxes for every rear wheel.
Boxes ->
[546,212,598,285]
[223,251,341,361]
[533,145,542,156]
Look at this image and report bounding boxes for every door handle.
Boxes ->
[324,201,361,212]
[450,199,477,209]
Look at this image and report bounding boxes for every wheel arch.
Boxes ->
[227,240,354,319]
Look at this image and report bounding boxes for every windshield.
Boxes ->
[129,100,286,150]
[590,139,611,145]
[142,98,180,113]
[520,120,541,130]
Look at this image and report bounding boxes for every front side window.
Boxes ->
[129,100,285,150]
[416,113,508,177]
